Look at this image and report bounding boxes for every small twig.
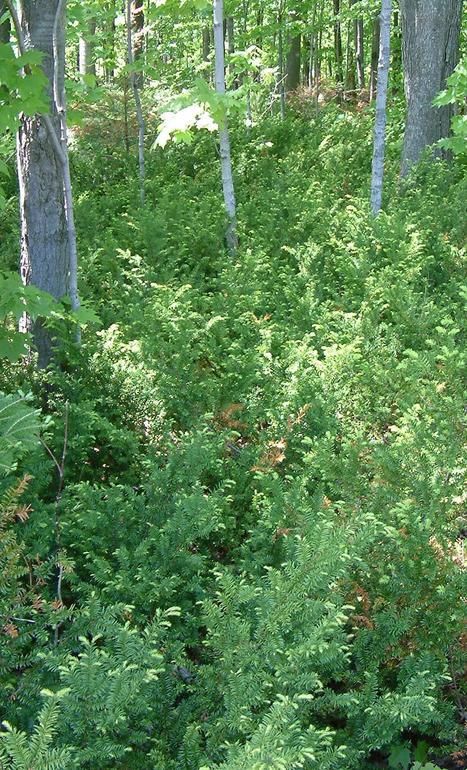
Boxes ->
[39,437,63,479]
[1,615,36,625]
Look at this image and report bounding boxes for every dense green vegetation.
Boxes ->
[1,95,466,768]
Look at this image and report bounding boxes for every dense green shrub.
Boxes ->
[0,105,465,769]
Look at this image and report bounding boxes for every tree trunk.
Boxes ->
[303,34,310,87]
[0,0,10,43]
[391,9,402,95]
[213,0,237,253]
[286,33,301,92]
[226,16,238,87]
[202,25,210,61]
[104,0,116,82]
[78,19,96,77]
[333,0,343,86]
[350,0,365,89]
[277,1,286,117]
[126,0,145,204]
[132,0,144,87]
[345,21,356,97]
[369,15,380,100]
[370,0,392,215]
[400,0,462,176]
[12,0,78,368]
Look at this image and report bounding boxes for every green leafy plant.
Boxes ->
[434,56,467,157]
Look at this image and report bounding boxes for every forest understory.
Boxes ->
[0,1,466,767]
[1,96,466,769]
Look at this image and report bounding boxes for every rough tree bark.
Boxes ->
[370,0,392,215]
[213,0,237,253]
[8,0,79,368]
[400,0,462,176]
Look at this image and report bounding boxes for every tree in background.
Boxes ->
[126,0,145,204]
[213,0,237,252]
[400,0,463,175]
[370,0,392,215]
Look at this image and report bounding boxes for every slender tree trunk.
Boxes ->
[105,0,116,82]
[78,19,96,77]
[277,2,286,117]
[0,0,10,42]
[369,15,380,100]
[370,0,392,215]
[8,0,79,367]
[345,20,356,97]
[226,16,237,87]
[202,25,210,63]
[303,35,310,87]
[286,33,301,92]
[126,0,145,204]
[400,0,462,176]
[213,0,237,253]
[241,0,252,124]
[132,0,144,87]
[350,0,365,89]
[391,9,402,95]
[333,0,343,87]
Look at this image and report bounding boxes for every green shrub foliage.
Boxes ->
[0,102,465,769]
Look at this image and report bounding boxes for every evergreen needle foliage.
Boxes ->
[0,8,465,766]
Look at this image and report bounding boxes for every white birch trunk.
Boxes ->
[126,0,145,205]
[370,0,391,216]
[213,0,237,253]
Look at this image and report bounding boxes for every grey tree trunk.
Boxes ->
[369,15,380,100]
[350,0,365,89]
[333,0,344,87]
[213,0,237,253]
[132,0,144,88]
[0,0,10,42]
[400,0,462,176]
[277,2,286,118]
[286,34,301,92]
[11,0,78,367]
[370,0,392,215]
[78,19,96,77]
[126,0,145,204]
